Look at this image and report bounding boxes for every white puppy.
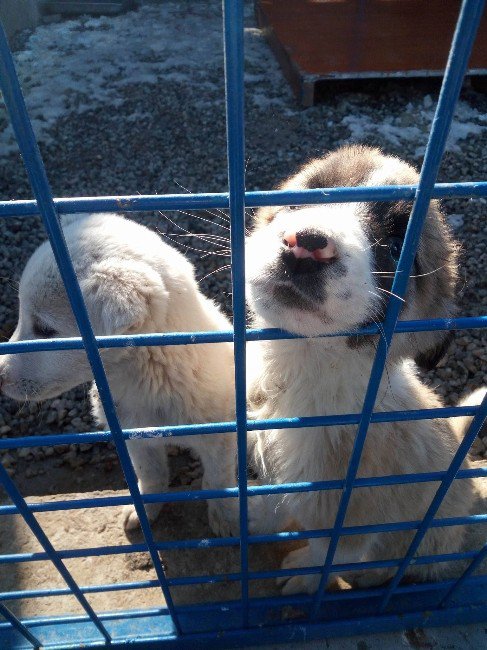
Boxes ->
[0,213,239,536]
[246,145,486,594]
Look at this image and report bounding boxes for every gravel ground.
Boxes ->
[0,0,486,484]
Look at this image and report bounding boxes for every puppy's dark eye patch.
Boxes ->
[32,320,58,339]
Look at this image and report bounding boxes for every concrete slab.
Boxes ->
[251,623,487,649]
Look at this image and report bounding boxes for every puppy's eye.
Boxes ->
[387,236,403,265]
[32,320,58,339]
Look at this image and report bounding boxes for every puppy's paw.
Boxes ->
[122,504,160,532]
[277,546,319,595]
[247,494,277,534]
[208,500,239,537]
[208,492,277,537]
[122,505,142,531]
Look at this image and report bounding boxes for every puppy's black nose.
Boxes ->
[282,228,337,275]
[295,230,329,252]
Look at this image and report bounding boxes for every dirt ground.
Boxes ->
[0,450,293,619]
[1,447,486,622]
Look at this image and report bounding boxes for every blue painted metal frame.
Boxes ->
[223,0,250,627]
[0,0,486,647]
[0,7,181,644]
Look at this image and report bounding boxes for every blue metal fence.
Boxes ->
[0,0,486,648]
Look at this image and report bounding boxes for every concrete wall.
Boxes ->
[0,0,41,43]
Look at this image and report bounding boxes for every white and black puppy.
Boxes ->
[0,213,240,536]
[246,145,486,594]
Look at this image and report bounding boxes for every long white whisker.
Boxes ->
[172,180,231,224]
[244,155,251,176]
[372,265,447,279]
[168,233,230,244]
[198,265,232,283]
[362,237,384,252]
[173,180,193,194]
[368,311,390,360]
[158,212,229,250]
[370,314,396,399]
[410,265,447,279]
[208,207,231,222]
[375,287,406,303]
[159,232,231,256]
[176,209,231,232]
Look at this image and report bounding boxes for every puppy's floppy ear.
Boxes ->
[410,201,459,370]
[81,260,168,335]
[60,213,89,228]
[61,212,120,229]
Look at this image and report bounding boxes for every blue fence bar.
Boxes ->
[0,404,483,453]
[0,464,485,517]
[1,574,486,634]
[0,19,182,637]
[223,0,250,627]
[2,575,487,614]
[0,315,486,356]
[310,0,487,619]
[1,180,487,219]
[0,548,482,603]
[2,513,485,568]
[0,404,483,460]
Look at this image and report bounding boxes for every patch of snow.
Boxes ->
[1,0,485,158]
[342,115,422,147]
[0,1,294,154]
[446,213,464,229]
[342,100,487,156]
[1,3,227,153]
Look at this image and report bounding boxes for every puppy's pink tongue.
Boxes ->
[283,231,337,261]
[313,243,337,261]
[293,246,314,259]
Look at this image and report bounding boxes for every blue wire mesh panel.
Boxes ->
[0,1,486,648]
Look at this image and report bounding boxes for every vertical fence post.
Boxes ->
[222,0,250,627]
[0,602,40,649]
[0,18,182,637]
[310,0,486,620]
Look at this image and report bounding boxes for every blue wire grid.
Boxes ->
[0,0,486,647]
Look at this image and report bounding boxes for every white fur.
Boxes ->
[246,198,486,594]
[0,213,240,535]
[246,205,376,337]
